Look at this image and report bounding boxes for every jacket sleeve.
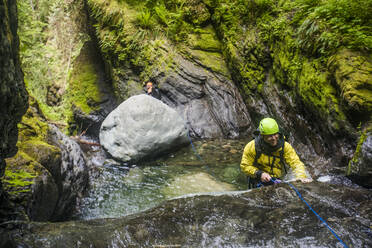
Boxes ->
[240,141,260,178]
[283,142,307,179]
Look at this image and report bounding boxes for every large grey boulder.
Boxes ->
[99,94,189,163]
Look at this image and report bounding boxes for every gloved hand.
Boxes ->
[260,172,272,182]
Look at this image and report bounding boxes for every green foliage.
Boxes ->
[136,9,154,29]
[294,0,372,56]
[18,0,50,103]
[154,3,169,26]
[347,130,367,175]
[18,0,89,130]
[67,62,101,114]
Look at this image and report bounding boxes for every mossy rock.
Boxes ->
[329,49,372,115]
[183,0,210,26]
[3,97,61,220]
[20,140,61,179]
[188,49,230,77]
[67,42,103,115]
[347,128,372,188]
[17,98,49,142]
[298,59,348,134]
[4,152,39,197]
[188,26,221,52]
[4,151,59,221]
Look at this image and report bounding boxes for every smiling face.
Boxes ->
[262,133,280,147]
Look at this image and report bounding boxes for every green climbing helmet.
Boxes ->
[259,117,279,135]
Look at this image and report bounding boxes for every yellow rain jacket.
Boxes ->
[240,140,307,179]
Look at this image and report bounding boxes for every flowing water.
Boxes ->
[74,139,250,220]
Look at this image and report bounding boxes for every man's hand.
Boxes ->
[299,178,313,183]
[260,172,272,182]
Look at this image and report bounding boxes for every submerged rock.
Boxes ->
[162,172,235,198]
[99,94,189,163]
[3,182,371,247]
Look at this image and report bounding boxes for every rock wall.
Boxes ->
[0,0,28,198]
[209,1,371,166]
[83,0,372,178]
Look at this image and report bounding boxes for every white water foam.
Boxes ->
[317,175,332,182]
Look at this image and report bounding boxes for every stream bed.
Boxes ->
[74,139,249,220]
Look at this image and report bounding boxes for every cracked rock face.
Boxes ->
[157,55,251,139]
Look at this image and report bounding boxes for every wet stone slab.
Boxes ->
[3,182,372,248]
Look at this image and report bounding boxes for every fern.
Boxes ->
[294,0,372,55]
[155,3,170,27]
[137,9,153,29]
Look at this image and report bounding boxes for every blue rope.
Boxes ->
[271,179,349,248]
[176,111,204,162]
[186,131,203,161]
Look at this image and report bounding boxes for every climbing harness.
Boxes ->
[271,179,349,248]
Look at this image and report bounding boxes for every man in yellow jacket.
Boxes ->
[240,117,312,188]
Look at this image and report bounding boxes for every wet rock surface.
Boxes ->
[3,182,371,247]
[47,125,89,221]
[100,94,189,163]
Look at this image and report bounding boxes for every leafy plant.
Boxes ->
[136,9,153,29]
[154,3,170,27]
[294,0,372,55]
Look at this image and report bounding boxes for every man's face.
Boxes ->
[262,133,279,147]
[146,82,153,89]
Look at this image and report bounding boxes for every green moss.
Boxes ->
[68,61,102,114]
[4,169,36,189]
[20,140,61,165]
[298,59,347,132]
[17,102,49,142]
[272,37,302,89]
[3,152,39,195]
[347,131,368,175]
[188,49,229,77]
[329,49,372,113]
[188,26,221,52]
